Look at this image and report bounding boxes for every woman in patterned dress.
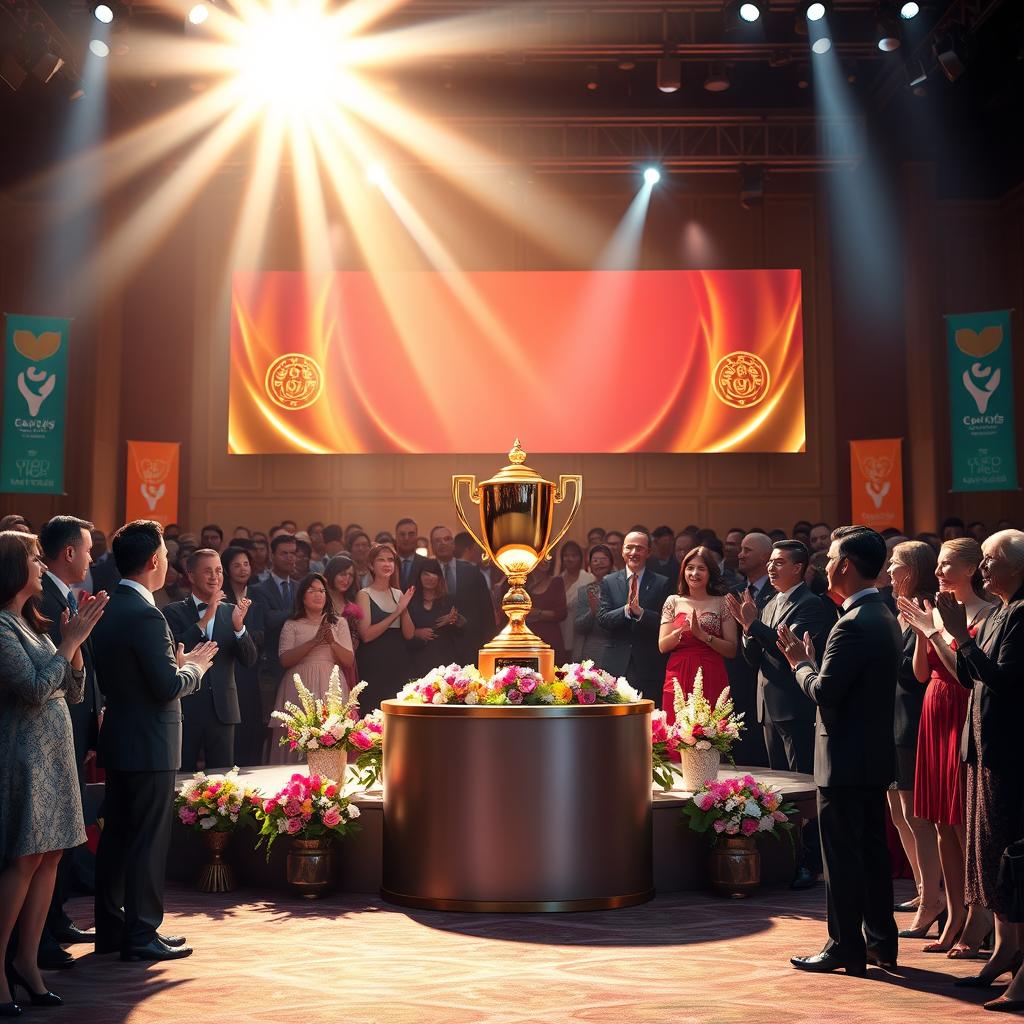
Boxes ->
[0,531,107,1011]
[659,546,737,719]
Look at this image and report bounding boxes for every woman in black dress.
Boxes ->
[355,544,415,712]
[937,529,1024,994]
[221,545,265,766]
[406,559,465,677]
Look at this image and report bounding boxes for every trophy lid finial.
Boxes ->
[509,439,526,465]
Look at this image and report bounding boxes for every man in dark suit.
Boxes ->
[596,530,670,700]
[250,533,298,731]
[728,539,835,887]
[163,549,257,771]
[395,517,427,590]
[36,515,103,965]
[86,528,120,595]
[779,526,901,976]
[90,520,217,962]
[430,524,497,660]
[649,526,680,592]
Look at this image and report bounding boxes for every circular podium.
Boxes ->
[380,699,654,912]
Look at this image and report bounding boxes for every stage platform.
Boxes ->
[155,764,815,898]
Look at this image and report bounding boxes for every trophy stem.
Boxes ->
[477,575,555,680]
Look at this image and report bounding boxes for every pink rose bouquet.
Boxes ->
[682,774,798,846]
[651,709,678,791]
[345,708,383,789]
[253,772,360,857]
[551,661,642,706]
[174,768,259,833]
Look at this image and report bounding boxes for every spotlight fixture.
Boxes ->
[740,165,764,210]
[796,62,811,88]
[905,57,928,87]
[933,25,967,81]
[704,64,731,91]
[899,1,920,18]
[89,38,110,57]
[812,36,832,53]
[802,1,832,21]
[656,56,681,93]
[643,167,662,186]
[92,3,114,23]
[876,4,902,51]
[31,52,64,84]
[187,4,209,25]
[739,2,763,22]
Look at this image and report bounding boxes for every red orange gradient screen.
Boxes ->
[228,269,805,454]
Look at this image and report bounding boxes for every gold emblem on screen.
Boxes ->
[713,351,771,409]
[265,353,323,411]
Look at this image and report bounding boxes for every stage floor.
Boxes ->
[53,880,996,1024]
[160,764,816,897]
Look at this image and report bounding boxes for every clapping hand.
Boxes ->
[200,590,224,628]
[777,624,815,671]
[314,617,334,646]
[181,640,218,675]
[59,591,108,649]
[725,590,758,631]
[690,610,709,644]
[896,595,936,638]
[935,591,971,645]
[231,596,252,632]
[434,607,458,629]
[397,586,415,613]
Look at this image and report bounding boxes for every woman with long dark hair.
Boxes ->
[266,572,354,764]
[324,555,362,693]
[658,545,737,717]
[406,559,464,677]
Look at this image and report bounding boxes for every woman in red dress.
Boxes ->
[900,537,994,955]
[659,546,737,720]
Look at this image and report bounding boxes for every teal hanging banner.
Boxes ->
[0,313,71,494]
[946,310,1018,492]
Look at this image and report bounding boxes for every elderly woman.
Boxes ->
[934,529,1024,998]
[0,531,107,1012]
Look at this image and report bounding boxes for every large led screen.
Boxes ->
[228,269,805,454]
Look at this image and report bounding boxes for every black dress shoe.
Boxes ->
[36,947,73,970]
[52,924,95,945]
[120,939,193,963]
[158,934,186,948]
[790,867,819,891]
[791,951,867,977]
[0,1001,20,1017]
[6,967,62,1007]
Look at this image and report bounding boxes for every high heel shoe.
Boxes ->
[899,906,947,939]
[6,966,62,1008]
[954,953,1024,989]
[0,1000,20,1018]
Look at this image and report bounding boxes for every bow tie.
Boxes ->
[196,603,208,613]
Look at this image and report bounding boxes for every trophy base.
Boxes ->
[478,639,555,682]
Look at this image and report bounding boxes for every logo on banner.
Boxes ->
[957,326,1004,414]
[857,453,894,509]
[135,456,171,512]
[265,353,323,411]
[13,330,62,418]
[712,352,770,409]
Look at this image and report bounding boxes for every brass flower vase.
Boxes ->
[287,837,332,898]
[198,829,235,893]
[709,836,761,898]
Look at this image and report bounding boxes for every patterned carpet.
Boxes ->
[49,883,1002,1024]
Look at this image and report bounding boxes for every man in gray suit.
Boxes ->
[596,530,670,700]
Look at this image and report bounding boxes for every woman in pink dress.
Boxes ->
[659,546,737,721]
[267,573,354,765]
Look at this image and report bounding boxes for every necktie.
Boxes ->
[747,583,757,599]
[281,579,291,604]
[628,573,639,606]
[445,561,456,594]
[67,592,78,614]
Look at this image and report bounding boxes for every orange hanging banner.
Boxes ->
[125,441,180,527]
[850,438,904,532]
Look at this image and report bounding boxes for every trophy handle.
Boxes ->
[451,475,489,557]
[547,474,583,555]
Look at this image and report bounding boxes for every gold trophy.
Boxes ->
[453,440,582,681]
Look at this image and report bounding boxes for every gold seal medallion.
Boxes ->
[265,353,323,411]
[712,351,771,409]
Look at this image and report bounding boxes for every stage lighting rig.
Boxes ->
[812,36,832,53]
[643,167,661,185]
[726,1,767,26]
[740,165,764,210]
[933,25,967,81]
[91,3,114,24]
[89,38,110,57]
[704,64,731,91]
[802,2,832,22]
[656,56,681,93]
[900,2,920,19]
[875,4,902,51]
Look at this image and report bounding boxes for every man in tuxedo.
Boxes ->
[37,515,103,965]
[728,540,834,887]
[163,549,257,771]
[251,533,298,730]
[779,526,901,976]
[90,520,217,962]
[430,524,497,660]
[395,517,426,589]
[596,530,670,700]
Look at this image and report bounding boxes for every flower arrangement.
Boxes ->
[670,669,744,757]
[253,772,360,856]
[650,709,678,791]
[346,708,383,789]
[174,768,260,832]
[397,660,642,707]
[682,774,798,844]
[271,668,366,754]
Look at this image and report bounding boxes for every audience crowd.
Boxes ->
[0,507,1022,1012]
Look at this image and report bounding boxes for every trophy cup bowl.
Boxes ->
[453,440,582,681]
